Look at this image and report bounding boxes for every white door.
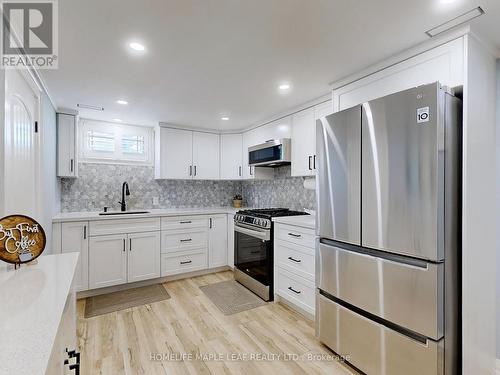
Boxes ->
[61,221,89,291]
[291,108,316,177]
[220,134,243,180]
[158,127,193,179]
[4,69,40,218]
[89,234,127,289]
[127,231,161,283]
[192,132,220,180]
[209,215,228,268]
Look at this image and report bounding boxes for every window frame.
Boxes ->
[79,119,154,166]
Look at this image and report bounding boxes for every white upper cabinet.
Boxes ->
[291,108,316,177]
[155,127,193,179]
[220,134,243,180]
[192,132,220,180]
[315,100,333,119]
[57,113,78,178]
[291,101,332,177]
[155,127,220,180]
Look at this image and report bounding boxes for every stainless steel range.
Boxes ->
[234,208,309,301]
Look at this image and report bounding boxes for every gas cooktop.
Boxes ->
[236,208,309,219]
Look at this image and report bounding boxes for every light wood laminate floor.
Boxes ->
[77,271,357,375]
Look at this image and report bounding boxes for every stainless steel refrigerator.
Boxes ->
[315,82,461,375]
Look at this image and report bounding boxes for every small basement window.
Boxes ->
[80,119,153,165]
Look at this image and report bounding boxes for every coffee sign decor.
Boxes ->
[0,215,46,264]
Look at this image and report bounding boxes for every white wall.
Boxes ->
[496,59,500,360]
[461,34,497,374]
[0,70,4,216]
[39,91,61,253]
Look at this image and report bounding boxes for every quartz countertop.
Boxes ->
[272,214,316,230]
[0,253,79,375]
[52,206,249,223]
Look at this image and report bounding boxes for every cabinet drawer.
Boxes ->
[275,240,314,282]
[161,250,207,276]
[90,218,160,236]
[275,224,315,248]
[276,268,315,314]
[317,294,444,375]
[318,241,443,339]
[161,216,208,230]
[161,229,208,254]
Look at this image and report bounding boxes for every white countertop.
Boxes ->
[53,206,246,222]
[0,253,79,375]
[272,214,316,230]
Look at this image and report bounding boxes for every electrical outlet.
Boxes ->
[152,197,159,205]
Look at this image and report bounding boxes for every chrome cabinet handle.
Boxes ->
[239,166,242,176]
[180,238,192,242]
[70,159,74,173]
[83,226,86,240]
[288,256,301,263]
[249,166,253,176]
[288,232,302,238]
[189,165,192,176]
[209,218,212,229]
[180,260,192,265]
[122,239,125,252]
[194,165,197,176]
[129,238,132,251]
[313,155,316,169]
[308,156,312,170]
[288,286,301,294]
[180,220,192,224]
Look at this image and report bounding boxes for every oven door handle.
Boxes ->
[234,224,269,241]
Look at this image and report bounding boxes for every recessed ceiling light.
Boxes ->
[116,99,128,105]
[129,42,145,51]
[279,83,291,91]
[221,116,230,121]
[440,0,456,3]
[113,118,123,122]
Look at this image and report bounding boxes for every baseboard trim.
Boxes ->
[77,266,231,299]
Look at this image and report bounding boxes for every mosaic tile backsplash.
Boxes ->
[242,166,316,211]
[61,163,316,212]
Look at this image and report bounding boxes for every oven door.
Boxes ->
[234,223,272,287]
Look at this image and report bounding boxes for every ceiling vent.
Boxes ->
[426,7,485,37]
[77,103,104,111]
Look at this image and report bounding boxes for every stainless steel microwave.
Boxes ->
[248,138,291,167]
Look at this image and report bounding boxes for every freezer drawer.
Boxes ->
[316,107,361,245]
[317,241,443,339]
[316,293,444,375]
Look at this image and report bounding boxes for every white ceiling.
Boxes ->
[40,0,500,131]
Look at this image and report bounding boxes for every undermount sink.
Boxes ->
[99,210,150,216]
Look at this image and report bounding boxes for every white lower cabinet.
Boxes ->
[56,213,231,291]
[274,222,316,315]
[89,231,161,289]
[61,221,89,292]
[128,231,161,283]
[89,234,128,289]
[208,215,228,268]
